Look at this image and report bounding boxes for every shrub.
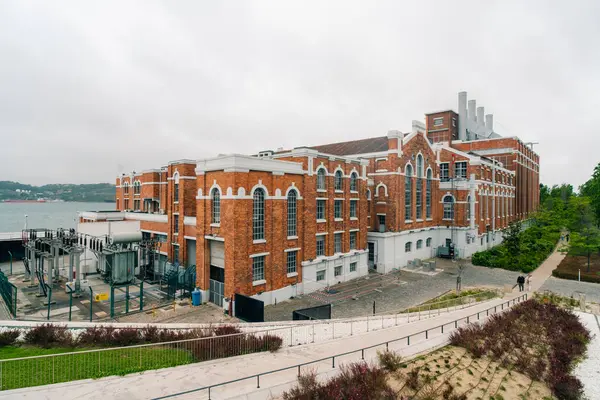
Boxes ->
[377,350,403,372]
[23,324,75,348]
[213,325,242,336]
[283,362,395,400]
[406,367,420,390]
[0,329,20,347]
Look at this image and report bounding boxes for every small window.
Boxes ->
[433,117,443,127]
[349,262,357,272]
[443,195,455,220]
[426,237,432,247]
[317,168,327,191]
[173,214,179,234]
[286,251,297,274]
[334,232,342,253]
[350,231,357,250]
[416,239,423,249]
[350,172,358,192]
[334,200,343,219]
[454,161,467,179]
[440,163,449,182]
[252,256,265,281]
[317,199,326,220]
[452,118,456,127]
[334,266,342,277]
[317,270,325,281]
[334,170,343,191]
[316,236,325,257]
[172,245,179,264]
[405,242,412,252]
[350,200,357,218]
[378,214,386,228]
[211,189,221,224]
[123,182,129,194]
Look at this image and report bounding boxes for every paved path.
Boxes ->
[540,276,600,304]
[574,312,600,400]
[0,245,566,400]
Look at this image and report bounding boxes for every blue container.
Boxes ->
[192,289,201,306]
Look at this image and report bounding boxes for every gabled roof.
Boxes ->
[309,136,389,156]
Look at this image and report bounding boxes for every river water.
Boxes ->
[0,202,115,232]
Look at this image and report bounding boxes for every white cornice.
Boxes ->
[195,154,304,176]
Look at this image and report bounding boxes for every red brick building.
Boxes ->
[79,91,539,306]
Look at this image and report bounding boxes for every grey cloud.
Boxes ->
[0,0,598,188]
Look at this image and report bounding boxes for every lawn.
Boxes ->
[401,289,499,314]
[553,253,600,284]
[0,345,193,390]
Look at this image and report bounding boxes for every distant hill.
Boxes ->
[0,181,115,202]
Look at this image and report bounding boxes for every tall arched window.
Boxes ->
[416,156,423,219]
[334,170,343,191]
[466,195,471,221]
[287,190,297,237]
[173,173,180,203]
[366,189,372,214]
[123,182,129,194]
[405,164,413,220]
[426,169,432,218]
[211,188,220,224]
[350,172,358,192]
[317,168,327,191]
[443,195,454,220]
[253,188,265,240]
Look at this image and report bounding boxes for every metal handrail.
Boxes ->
[154,293,528,400]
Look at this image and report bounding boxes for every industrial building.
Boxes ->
[79,91,540,308]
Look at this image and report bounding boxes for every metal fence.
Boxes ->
[156,294,529,399]
[0,270,17,317]
[0,290,505,391]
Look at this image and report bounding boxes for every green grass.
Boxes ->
[401,289,498,313]
[0,345,193,391]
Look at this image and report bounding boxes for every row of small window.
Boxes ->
[317,262,357,281]
[432,117,456,127]
[317,199,358,220]
[317,169,359,192]
[252,253,359,282]
[123,199,141,210]
[122,181,141,195]
[440,162,468,182]
[316,231,358,257]
[405,238,432,252]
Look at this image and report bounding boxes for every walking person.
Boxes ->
[516,275,525,292]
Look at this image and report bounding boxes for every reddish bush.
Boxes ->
[0,329,20,347]
[213,325,242,336]
[283,362,395,400]
[23,324,75,348]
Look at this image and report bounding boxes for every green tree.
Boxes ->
[566,227,600,272]
[580,163,600,227]
[502,221,522,264]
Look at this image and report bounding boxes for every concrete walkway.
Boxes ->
[0,246,566,400]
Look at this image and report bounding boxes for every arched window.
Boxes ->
[350,172,358,192]
[405,165,413,220]
[334,170,343,191]
[405,242,412,252]
[416,239,423,249]
[253,188,265,240]
[466,195,471,221]
[287,190,297,237]
[426,237,432,247]
[173,173,180,203]
[426,169,432,218]
[366,189,372,214]
[443,195,454,220]
[211,188,220,224]
[316,168,327,191]
[416,158,422,219]
[123,182,129,194]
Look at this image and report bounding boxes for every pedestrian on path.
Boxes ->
[566,233,570,242]
[517,275,525,292]
[526,274,532,291]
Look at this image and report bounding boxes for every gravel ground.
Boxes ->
[574,312,600,400]
[539,276,600,304]
[264,260,521,321]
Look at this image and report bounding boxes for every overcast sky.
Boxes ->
[1,1,598,188]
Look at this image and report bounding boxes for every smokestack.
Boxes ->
[485,114,494,134]
[477,107,485,128]
[458,91,467,141]
[468,99,477,122]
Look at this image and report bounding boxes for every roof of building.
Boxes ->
[308,136,389,156]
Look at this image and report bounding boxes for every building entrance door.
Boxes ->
[209,240,225,307]
[368,242,376,270]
